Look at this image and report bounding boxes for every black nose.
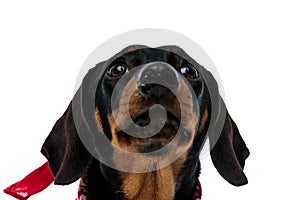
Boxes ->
[137,62,179,98]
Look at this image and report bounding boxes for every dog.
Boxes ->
[40,45,249,200]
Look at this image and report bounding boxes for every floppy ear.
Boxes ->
[41,102,93,185]
[201,68,249,186]
[210,110,250,186]
[40,59,111,185]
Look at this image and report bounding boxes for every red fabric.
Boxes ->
[4,162,54,200]
[192,180,202,200]
[4,162,202,200]
[76,173,91,200]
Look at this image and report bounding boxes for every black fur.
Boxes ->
[41,45,249,199]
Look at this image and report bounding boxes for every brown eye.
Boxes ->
[180,65,199,79]
[108,62,128,77]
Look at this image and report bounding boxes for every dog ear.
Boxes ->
[41,102,93,185]
[210,110,250,186]
[202,69,249,186]
[40,58,114,185]
[40,62,108,185]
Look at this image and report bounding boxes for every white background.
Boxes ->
[1,1,299,199]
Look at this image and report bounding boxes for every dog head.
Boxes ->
[41,45,249,199]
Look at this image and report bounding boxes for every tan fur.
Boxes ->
[199,108,209,133]
[170,46,180,54]
[107,114,121,147]
[128,45,138,52]
[106,71,200,199]
[94,107,104,132]
[121,156,186,200]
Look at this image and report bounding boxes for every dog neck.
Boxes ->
[85,159,200,200]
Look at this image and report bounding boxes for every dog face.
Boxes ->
[41,45,249,200]
[96,47,205,154]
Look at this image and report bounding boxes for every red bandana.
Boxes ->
[3,162,54,200]
[4,162,202,200]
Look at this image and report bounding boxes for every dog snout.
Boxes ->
[137,62,179,98]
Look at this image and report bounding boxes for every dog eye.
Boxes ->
[108,63,128,77]
[180,65,199,79]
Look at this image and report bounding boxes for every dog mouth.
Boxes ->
[117,110,183,153]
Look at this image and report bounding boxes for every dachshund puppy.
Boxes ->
[41,45,249,200]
